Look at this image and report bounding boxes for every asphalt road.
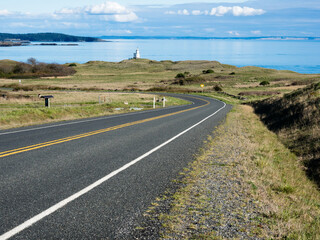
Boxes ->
[0,94,231,239]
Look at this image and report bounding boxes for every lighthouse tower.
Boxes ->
[133,48,140,59]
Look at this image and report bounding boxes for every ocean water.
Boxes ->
[0,39,319,74]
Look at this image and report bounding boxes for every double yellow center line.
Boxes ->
[0,97,210,158]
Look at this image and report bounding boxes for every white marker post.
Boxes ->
[163,97,166,108]
[153,96,156,109]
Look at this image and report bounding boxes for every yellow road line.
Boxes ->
[0,97,210,158]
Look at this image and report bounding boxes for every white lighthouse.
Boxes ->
[133,48,140,59]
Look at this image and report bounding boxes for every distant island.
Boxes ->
[0,32,105,43]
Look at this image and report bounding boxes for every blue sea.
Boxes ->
[0,39,319,74]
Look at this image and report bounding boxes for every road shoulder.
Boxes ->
[133,104,320,239]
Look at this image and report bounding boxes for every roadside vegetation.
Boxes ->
[134,105,320,239]
[252,82,320,187]
[0,91,188,129]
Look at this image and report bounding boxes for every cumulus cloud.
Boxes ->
[104,12,138,22]
[85,2,130,15]
[165,6,265,17]
[211,6,231,16]
[211,6,265,16]
[231,6,265,16]
[55,1,138,22]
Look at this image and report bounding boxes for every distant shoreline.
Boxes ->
[0,42,81,47]
[100,36,320,41]
[0,32,106,43]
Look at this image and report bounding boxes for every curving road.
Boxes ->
[0,94,231,239]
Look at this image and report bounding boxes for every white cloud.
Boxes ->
[232,6,265,16]
[210,6,265,16]
[192,10,202,16]
[212,6,232,16]
[104,29,133,34]
[164,11,176,15]
[85,2,130,15]
[111,12,138,22]
[167,6,265,17]
[61,22,90,29]
[178,9,190,15]
[0,9,11,16]
[55,1,138,22]
[228,31,240,36]
[251,30,261,35]
[55,8,83,15]
[205,28,215,32]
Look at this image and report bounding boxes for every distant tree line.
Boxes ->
[0,58,76,78]
[0,33,103,42]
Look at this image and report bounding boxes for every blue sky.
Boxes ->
[0,0,319,37]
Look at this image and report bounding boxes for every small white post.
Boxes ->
[163,97,166,108]
[153,96,156,109]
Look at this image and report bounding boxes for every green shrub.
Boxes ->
[260,80,270,86]
[179,79,185,85]
[175,73,185,79]
[213,85,223,92]
[202,69,214,74]
[69,63,77,67]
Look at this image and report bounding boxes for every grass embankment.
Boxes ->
[252,82,320,187]
[0,92,187,129]
[137,105,320,239]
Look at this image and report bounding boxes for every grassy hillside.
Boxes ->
[1,58,319,129]
[6,58,317,101]
[253,82,320,186]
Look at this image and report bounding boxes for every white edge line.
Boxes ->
[0,99,194,136]
[0,101,226,240]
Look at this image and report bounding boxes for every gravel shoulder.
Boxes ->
[133,105,272,239]
[133,104,320,239]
